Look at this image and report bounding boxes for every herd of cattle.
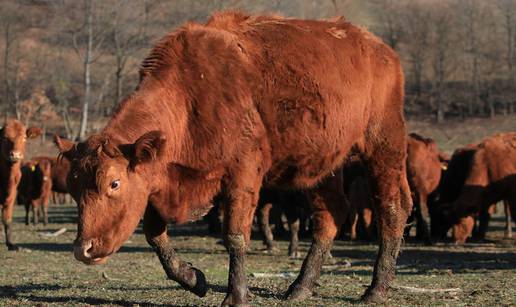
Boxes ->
[1,12,515,305]
[4,121,512,251]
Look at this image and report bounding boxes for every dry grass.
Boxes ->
[0,204,515,306]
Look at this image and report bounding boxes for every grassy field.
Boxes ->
[0,204,514,306]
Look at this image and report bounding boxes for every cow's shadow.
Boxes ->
[330,244,516,276]
[0,283,197,306]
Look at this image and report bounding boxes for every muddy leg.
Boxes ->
[350,211,358,241]
[2,203,18,251]
[504,201,512,239]
[285,171,348,300]
[258,202,276,251]
[415,193,432,245]
[476,206,491,240]
[24,202,30,226]
[32,202,39,225]
[143,205,207,297]
[221,190,262,306]
[42,205,49,226]
[221,151,266,306]
[361,143,412,303]
[285,204,301,258]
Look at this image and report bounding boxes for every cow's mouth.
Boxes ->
[83,256,110,265]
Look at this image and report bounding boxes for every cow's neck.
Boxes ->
[101,84,217,222]
[102,85,187,160]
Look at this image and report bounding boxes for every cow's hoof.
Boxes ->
[284,284,312,301]
[263,245,279,253]
[361,288,387,304]
[288,251,302,259]
[7,244,19,251]
[221,292,250,306]
[187,267,208,297]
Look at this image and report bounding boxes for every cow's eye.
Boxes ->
[110,179,121,191]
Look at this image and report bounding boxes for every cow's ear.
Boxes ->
[26,127,42,138]
[53,134,75,157]
[129,130,166,166]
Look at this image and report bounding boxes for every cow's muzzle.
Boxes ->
[73,239,108,265]
[9,151,23,162]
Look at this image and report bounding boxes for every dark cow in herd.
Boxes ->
[54,12,411,304]
[432,133,516,243]
[0,119,41,250]
[18,157,53,225]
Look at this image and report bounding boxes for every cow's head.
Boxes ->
[54,131,165,265]
[0,119,41,163]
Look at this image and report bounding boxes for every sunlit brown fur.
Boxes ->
[55,12,411,304]
[405,133,447,243]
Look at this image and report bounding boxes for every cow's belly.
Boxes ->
[264,129,359,188]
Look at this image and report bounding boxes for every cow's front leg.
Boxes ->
[143,205,207,297]
[222,150,267,306]
[2,202,19,251]
[221,186,262,306]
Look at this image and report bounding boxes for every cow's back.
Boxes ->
[406,133,442,194]
[146,13,403,188]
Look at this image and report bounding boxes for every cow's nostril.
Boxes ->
[9,151,22,161]
[83,241,93,258]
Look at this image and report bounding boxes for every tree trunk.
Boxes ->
[3,24,11,119]
[78,0,93,141]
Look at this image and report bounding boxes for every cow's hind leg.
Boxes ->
[284,196,301,258]
[143,205,207,297]
[285,170,348,300]
[42,205,49,226]
[24,202,30,226]
[415,193,432,245]
[504,201,512,239]
[32,201,40,225]
[361,134,412,303]
[258,201,277,252]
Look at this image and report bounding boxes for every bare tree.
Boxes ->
[429,3,458,122]
[0,2,26,120]
[402,1,431,97]
[111,0,152,105]
[68,0,110,140]
[497,0,516,81]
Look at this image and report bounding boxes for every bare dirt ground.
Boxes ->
[0,203,514,306]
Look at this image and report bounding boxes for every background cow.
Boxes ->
[18,158,53,225]
[0,119,41,250]
[432,133,516,243]
[405,132,448,244]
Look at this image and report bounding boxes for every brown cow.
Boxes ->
[0,119,41,250]
[405,133,448,244]
[32,156,71,205]
[53,12,411,304]
[433,133,516,243]
[18,158,53,225]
